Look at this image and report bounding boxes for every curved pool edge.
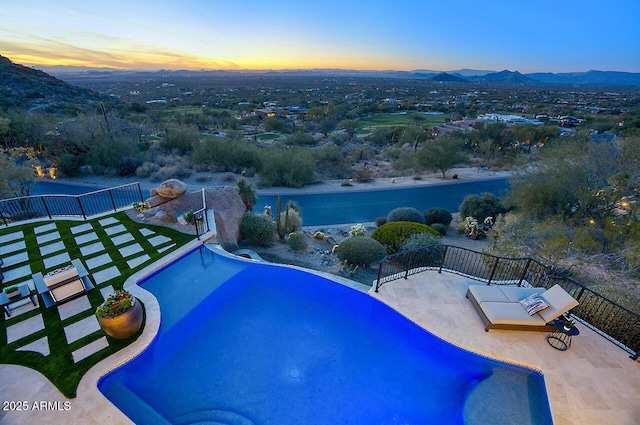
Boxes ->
[368,285,546,375]
[87,241,551,424]
[75,236,213,424]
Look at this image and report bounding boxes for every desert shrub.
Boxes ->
[241,213,274,246]
[375,216,387,227]
[371,221,441,254]
[355,165,372,182]
[288,232,308,252]
[430,223,447,235]
[387,207,426,224]
[398,233,445,267]
[349,223,367,237]
[56,154,81,176]
[423,208,453,226]
[135,161,160,178]
[335,237,387,266]
[150,164,192,182]
[459,193,507,223]
[160,126,199,154]
[258,148,315,187]
[117,156,141,177]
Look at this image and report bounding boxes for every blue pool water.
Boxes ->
[98,246,553,425]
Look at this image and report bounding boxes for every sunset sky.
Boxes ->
[1,0,639,73]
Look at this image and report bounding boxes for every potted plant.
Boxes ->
[4,285,20,298]
[563,319,575,332]
[96,290,143,339]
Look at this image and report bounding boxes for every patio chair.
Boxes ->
[466,284,579,332]
[33,259,95,308]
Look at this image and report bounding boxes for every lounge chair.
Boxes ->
[33,259,94,308]
[466,284,579,332]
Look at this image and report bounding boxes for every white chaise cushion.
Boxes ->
[539,284,579,322]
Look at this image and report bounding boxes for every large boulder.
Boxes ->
[204,187,247,251]
[153,179,188,199]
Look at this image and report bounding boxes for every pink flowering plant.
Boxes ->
[96,290,135,318]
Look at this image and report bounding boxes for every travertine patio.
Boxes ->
[371,271,640,425]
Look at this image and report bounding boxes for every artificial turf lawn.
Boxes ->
[0,212,195,398]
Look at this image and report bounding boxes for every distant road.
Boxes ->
[34,178,509,226]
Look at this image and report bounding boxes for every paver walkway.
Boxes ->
[1,215,181,366]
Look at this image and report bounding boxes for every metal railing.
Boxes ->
[376,244,640,360]
[192,207,209,240]
[0,183,144,225]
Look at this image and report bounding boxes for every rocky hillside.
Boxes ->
[0,54,104,112]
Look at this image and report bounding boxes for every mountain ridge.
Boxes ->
[12,55,640,86]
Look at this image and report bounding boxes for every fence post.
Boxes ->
[517,258,532,287]
[41,196,52,219]
[487,257,500,285]
[404,251,414,279]
[136,183,144,202]
[77,197,87,220]
[438,245,448,274]
[108,188,117,212]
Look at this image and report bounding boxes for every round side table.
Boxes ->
[546,320,579,351]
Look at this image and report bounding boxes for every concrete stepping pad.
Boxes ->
[104,224,126,235]
[139,228,155,236]
[158,243,176,253]
[98,217,119,226]
[80,241,105,256]
[34,223,56,234]
[43,252,71,269]
[93,266,121,285]
[149,235,171,247]
[75,232,98,245]
[0,230,24,244]
[39,241,66,256]
[100,285,115,300]
[2,264,32,283]
[0,240,26,255]
[57,296,92,321]
[85,253,113,270]
[127,254,150,269]
[17,336,50,357]
[119,243,143,258]
[36,231,61,244]
[72,337,109,363]
[2,251,29,267]
[70,223,93,234]
[64,315,100,344]
[6,314,45,344]
[111,233,134,246]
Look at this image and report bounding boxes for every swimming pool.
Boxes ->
[98,246,553,425]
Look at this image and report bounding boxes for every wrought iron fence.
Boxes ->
[376,244,639,360]
[192,207,210,240]
[0,183,144,225]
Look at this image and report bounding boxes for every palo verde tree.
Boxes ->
[416,132,468,178]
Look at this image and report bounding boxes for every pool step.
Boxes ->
[462,368,553,425]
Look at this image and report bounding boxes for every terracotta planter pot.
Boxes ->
[97,299,143,339]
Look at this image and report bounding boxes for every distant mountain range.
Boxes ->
[35,64,640,86]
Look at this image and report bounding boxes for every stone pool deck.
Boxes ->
[371,272,640,425]
[1,246,638,424]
